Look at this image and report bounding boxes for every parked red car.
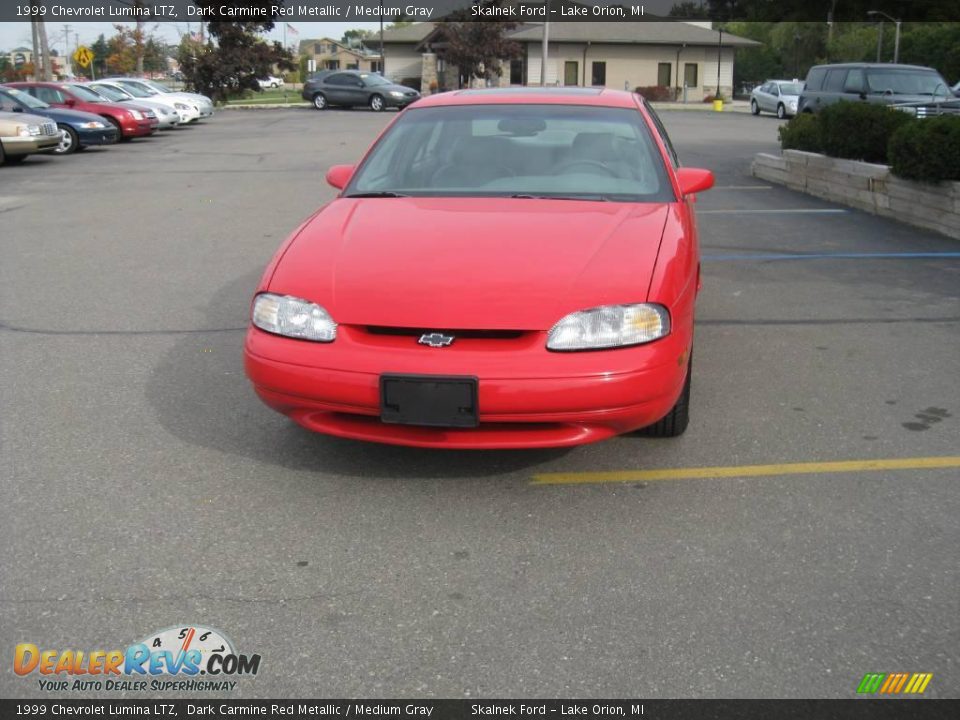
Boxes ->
[6,82,157,139]
[244,88,714,449]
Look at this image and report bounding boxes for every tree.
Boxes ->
[440,2,521,88]
[106,24,144,75]
[91,34,109,78]
[178,1,296,101]
[342,29,376,46]
[143,37,169,73]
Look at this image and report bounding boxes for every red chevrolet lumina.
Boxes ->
[244,88,714,448]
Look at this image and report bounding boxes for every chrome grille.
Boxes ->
[42,122,57,136]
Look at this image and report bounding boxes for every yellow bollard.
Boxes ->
[713,99,724,112]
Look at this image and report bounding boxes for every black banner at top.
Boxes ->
[3,0,960,24]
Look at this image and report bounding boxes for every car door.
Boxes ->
[842,68,869,104]
[755,83,771,111]
[323,74,352,106]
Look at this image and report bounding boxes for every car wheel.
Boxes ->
[0,140,5,165]
[54,125,78,155]
[777,103,786,119]
[105,116,129,141]
[751,99,760,115]
[369,94,384,112]
[313,93,327,110]
[636,356,691,438]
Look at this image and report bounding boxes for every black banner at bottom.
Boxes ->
[1,699,958,720]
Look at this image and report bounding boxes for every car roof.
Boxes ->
[809,63,935,71]
[413,87,640,109]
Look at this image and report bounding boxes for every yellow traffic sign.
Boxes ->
[73,46,93,69]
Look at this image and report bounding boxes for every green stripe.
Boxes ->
[857,673,885,693]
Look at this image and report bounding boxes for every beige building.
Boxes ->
[299,37,382,74]
[382,22,758,99]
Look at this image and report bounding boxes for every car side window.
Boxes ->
[843,69,865,94]
[0,93,17,112]
[805,67,827,91]
[824,70,847,93]
[34,87,63,104]
[326,74,350,86]
[772,84,781,96]
[644,104,679,168]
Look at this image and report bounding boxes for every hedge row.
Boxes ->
[778,102,960,183]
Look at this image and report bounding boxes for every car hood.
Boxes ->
[382,83,419,95]
[22,106,105,124]
[269,197,670,331]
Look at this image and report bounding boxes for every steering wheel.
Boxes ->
[554,160,619,177]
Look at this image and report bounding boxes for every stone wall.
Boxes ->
[752,150,960,240]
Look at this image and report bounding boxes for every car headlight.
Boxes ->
[80,121,105,129]
[18,124,42,137]
[389,91,405,98]
[129,109,143,120]
[174,102,188,110]
[547,303,670,351]
[895,106,918,116]
[252,293,337,342]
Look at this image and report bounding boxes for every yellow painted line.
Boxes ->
[531,456,960,486]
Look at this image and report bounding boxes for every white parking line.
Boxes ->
[698,208,848,215]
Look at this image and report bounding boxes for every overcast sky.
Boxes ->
[0,21,383,53]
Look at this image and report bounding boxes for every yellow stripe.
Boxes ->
[904,674,919,694]
[917,674,933,694]
[531,456,960,486]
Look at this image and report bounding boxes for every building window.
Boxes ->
[346,63,359,70]
[510,59,523,85]
[684,63,698,88]
[591,61,606,86]
[564,61,579,87]
[324,60,340,70]
[657,62,671,87]
[370,60,383,73]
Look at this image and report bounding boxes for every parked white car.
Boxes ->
[104,78,214,120]
[88,80,200,124]
[257,76,284,89]
[751,79,804,119]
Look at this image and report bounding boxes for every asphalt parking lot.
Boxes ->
[1,107,958,699]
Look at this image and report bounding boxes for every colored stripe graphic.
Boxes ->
[857,673,933,694]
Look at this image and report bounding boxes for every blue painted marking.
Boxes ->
[702,252,960,262]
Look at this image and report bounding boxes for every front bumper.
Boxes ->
[244,326,690,448]
[120,118,158,137]
[386,94,419,108]
[77,126,118,146]
[2,135,59,155]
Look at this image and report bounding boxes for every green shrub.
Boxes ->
[818,101,912,164]
[634,85,674,102]
[778,112,822,153]
[889,115,960,183]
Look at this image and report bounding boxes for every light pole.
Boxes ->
[867,10,901,63]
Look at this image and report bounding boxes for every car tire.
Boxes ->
[105,116,129,141]
[636,356,691,438]
[751,99,760,115]
[313,93,327,110]
[0,140,5,165]
[369,94,384,112]
[777,103,786,119]
[54,125,79,155]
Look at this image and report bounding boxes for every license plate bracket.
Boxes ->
[380,375,479,428]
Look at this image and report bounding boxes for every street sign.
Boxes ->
[73,46,93,69]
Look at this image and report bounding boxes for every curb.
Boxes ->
[221,103,310,109]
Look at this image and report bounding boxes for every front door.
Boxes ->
[564,61,579,87]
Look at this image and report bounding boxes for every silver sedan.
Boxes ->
[751,80,804,119]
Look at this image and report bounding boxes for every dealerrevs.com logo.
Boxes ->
[14,625,261,692]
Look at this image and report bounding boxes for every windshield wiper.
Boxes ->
[343,191,409,198]
[509,193,612,202]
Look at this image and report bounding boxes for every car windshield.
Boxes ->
[360,74,390,87]
[66,85,105,102]
[144,80,172,93]
[345,104,673,202]
[114,82,151,98]
[2,87,47,108]
[778,82,804,95]
[867,70,947,95]
[89,85,127,102]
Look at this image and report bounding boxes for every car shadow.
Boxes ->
[145,271,570,479]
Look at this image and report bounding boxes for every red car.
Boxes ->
[7,82,158,139]
[244,88,714,449]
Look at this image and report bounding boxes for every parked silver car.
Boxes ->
[750,80,803,119]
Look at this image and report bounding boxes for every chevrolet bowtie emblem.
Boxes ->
[418,332,455,347]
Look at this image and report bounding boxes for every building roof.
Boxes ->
[381,21,759,48]
[508,22,760,47]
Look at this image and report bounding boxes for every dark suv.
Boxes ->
[798,63,960,117]
[301,70,420,112]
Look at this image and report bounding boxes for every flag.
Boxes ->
[286,23,299,35]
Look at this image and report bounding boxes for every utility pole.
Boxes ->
[62,24,72,76]
[30,18,40,79]
[38,19,53,80]
[540,5,550,87]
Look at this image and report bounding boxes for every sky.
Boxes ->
[0,21,383,54]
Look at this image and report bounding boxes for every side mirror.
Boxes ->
[675,168,714,197]
[325,164,354,190]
